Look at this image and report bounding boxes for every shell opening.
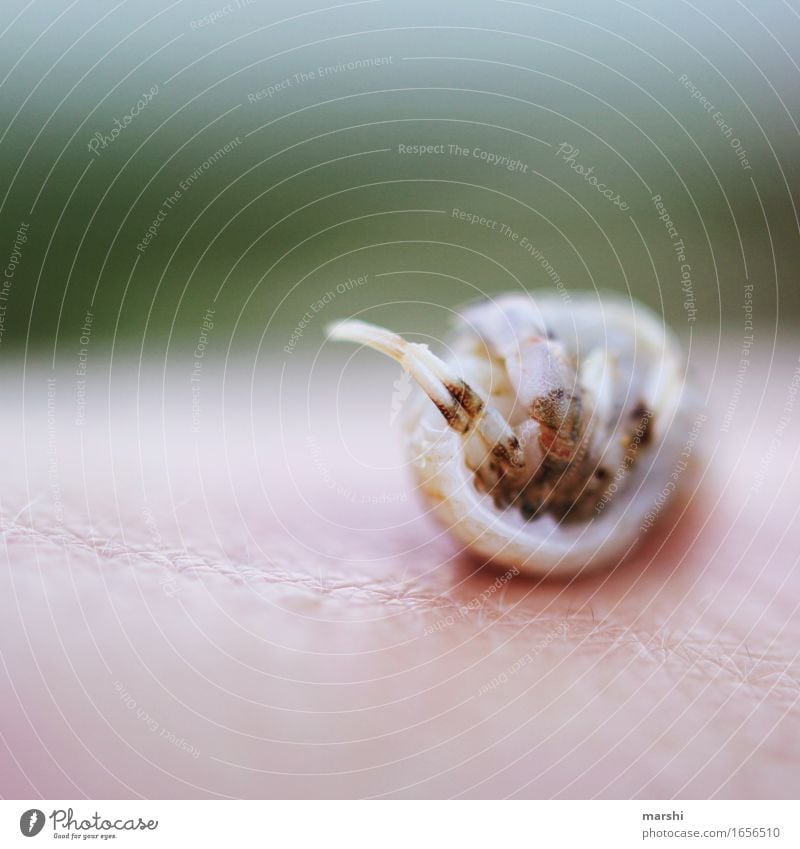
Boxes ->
[328,318,653,522]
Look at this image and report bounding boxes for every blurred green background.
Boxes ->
[0,0,798,362]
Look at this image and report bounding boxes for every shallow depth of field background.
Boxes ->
[2,0,800,804]
[0,0,798,364]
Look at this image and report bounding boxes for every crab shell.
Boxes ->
[399,293,695,577]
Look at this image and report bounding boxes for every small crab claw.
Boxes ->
[327,319,525,475]
[504,336,588,465]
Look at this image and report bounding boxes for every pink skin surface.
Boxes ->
[1,339,799,799]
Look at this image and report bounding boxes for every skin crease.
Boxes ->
[0,340,798,800]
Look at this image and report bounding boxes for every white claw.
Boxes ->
[327,319,524,474]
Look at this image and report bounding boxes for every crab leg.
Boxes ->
[328,319,524,474]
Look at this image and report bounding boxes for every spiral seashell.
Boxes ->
[329,292,696,577]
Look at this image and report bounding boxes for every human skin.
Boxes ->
[1,339,798,799]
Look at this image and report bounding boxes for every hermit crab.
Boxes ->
[329,292,694,577]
